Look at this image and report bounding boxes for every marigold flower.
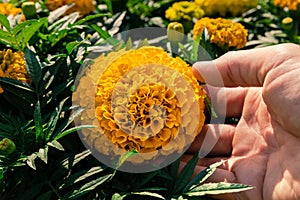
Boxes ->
[0,2,22,16]
[193,17,248,49]
[45,0,95,16]
[0,49,31,93]
[195,0,258,17]
[165,1,204,22]
[273,0,300,10]
[73,46,206,165]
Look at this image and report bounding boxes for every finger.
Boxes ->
[193,44,298,87]
[206,86,248,118]
[187,124,235,157]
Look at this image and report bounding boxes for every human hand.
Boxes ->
[185,43,300,200]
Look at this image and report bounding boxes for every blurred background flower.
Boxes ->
[193,17,248,49]
[273,0,300,10]
[195,0,258,17]
[0,2,22,16]
[165,1,204,31]
[45,0,95,16]
[0,49,31,94]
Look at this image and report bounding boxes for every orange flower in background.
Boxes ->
[0,49,31,93]
[0,2,22,16]
[45,0,95,16]
[193,17,248,49]
[273,0,300,10]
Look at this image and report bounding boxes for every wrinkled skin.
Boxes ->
[185,43,300,200]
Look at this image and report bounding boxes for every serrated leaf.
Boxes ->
[75,13,111,25]
[34,101,43,146]
[115,149,138,170]
[47,140,64,151]
[0,14,10,32]
[37,146,48,164]
[60,166,106,189]
[64,174,112,199]
[183,160,226,193]
[26,153,38,170]
[0,77,36,103]
[61,150,91,169]
[53,125,95,141]
[185,182,254,196]
[25,46,42,88]
[45,97,69,141]
[16,18,47,50]
[90,24,120,46]
[130,192,165,199]
[112,193,126,200]
[173,154,199,194]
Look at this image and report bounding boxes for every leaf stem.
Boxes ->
[48,181,62,199]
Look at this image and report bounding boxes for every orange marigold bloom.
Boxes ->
[273,0,300,10]
[193,17,248,49]
[73,46,206,163]
[0,49,31,93]
[45,0,95,16]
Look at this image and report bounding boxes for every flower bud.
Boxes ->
[22,2,37,20]
[0,138,16,155]
[282,17,294,31]
[167,22,185,42]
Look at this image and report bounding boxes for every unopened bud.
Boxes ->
[22,2,37,20]
[282,17,294,31]
[167,22,185,42]
[0,138,16,155]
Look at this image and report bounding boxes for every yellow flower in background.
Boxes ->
[195,0,258,17]
[0,2,22,16]
[193,17,248,49]
[45,0,95,16]
[165,1,204,22]
[273,0,300,10]
[0,49,31,93]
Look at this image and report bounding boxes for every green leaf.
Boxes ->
[0,29,13,46]
[15,18,47,50]
[183,160,226,193]
[60,166,106,189]
[173,154,199,194]
[205,97,218,118]
[112,193,126,200]
[47,140,64,151]
[66,40,90,55]
[0,14,10,32]
[130,192,165,199]
[185,182,254,196]
[25,46,42,88]
[26,153,38,170]
[37,146,48,164]
[64,174,112,199]
[53,125,95,141]
[75,13,111,25]
[0,77,36,104]
[90,24,120,46]
[61,150,91,169]
[115,149,138,170]
[191,35,201,62]
[45,97,69,141]
[34,101,43,146]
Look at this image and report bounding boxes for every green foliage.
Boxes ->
[1,0,299,199]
